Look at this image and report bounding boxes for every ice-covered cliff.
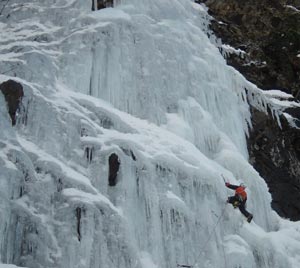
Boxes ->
[1,0,300,268]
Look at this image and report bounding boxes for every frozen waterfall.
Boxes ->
[0,0,300,268]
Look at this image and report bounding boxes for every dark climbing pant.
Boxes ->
[227,196,251,218]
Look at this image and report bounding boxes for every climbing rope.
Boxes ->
[177,204,227,268]
[221,230,228,268]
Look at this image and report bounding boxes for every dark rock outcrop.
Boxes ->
[0,80,24,126]
[108,153,120,186]
[196,0,300,220]
[92,0,113,11]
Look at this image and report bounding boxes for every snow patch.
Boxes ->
[285,5,300,12]
[140,252,158,268]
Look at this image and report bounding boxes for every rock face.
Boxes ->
[197,0,300,220]
[248,109,300,220]
[198,0,300,96]
[0,80,24,126]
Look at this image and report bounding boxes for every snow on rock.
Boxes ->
[220,43,247,58]
[285,5,300,12]
[263,89,294,99]
[283,112,300,129]
[0,0,300,268]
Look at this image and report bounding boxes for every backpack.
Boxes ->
[235,186,247,201]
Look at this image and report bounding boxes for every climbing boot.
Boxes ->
[247,214,253,223]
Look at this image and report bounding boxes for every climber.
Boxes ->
[225,182,253,223]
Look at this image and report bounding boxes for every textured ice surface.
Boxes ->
[0,0,300,268]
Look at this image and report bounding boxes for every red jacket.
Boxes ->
[226,183,247,200]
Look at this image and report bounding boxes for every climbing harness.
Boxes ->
[233,200,240,208]
[177,205,227,268]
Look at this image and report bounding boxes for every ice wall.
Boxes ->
[1,0,300,268]
[58,1,251,158]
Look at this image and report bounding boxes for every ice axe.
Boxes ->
[221,174,227,184]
